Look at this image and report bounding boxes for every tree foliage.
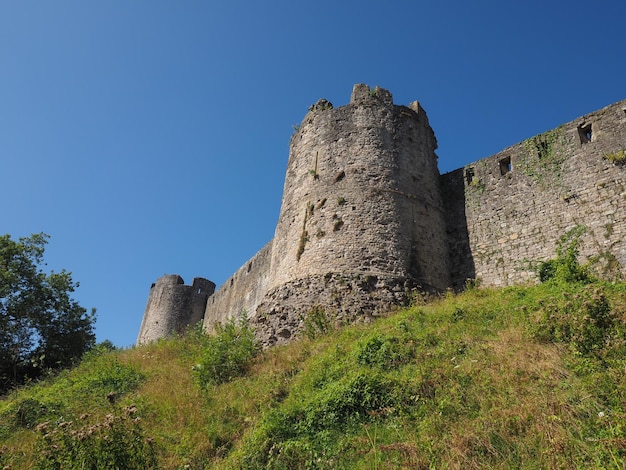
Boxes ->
[0,233,95,392]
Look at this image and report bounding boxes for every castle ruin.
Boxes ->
[137,275,215,344]
[138,84,626,347]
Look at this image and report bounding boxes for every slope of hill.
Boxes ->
[2,278,626,469]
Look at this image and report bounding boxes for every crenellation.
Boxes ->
[137,85,626,347]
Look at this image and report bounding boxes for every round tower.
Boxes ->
[268,84,449,290]
[137,274,215,344]
[254,84,450,346]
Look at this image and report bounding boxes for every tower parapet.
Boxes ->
[137,274,215,344]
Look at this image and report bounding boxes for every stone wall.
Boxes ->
[137,275,215,344]
[252,272,414,348]
[443,98,626,288]
[203,241,273,331]
[137,86,626,347]
[268,84,450,293]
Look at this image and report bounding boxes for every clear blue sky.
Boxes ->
[2,1,625,347]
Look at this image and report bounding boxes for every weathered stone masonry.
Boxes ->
[137,275,215,344]
[442,98,626,289]
[137,84,626,346]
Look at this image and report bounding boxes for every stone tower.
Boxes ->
[136,274,215,344]
[251,84,451,345]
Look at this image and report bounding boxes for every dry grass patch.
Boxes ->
[444,327,599,468]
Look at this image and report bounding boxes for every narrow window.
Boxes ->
[465,167,475,184]
[499,156,512,175]
[578,123,592,144]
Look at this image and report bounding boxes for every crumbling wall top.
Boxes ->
[192,277,216,294]
[350,83,393,107]
[308,98,334,113]
[408,100,424,115]
[153,274,184,288]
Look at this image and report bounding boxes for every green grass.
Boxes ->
[2,280,626,468]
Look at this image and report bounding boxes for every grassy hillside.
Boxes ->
[2,279,626,469]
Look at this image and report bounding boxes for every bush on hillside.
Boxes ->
[192,315,258,388]
[529,286,624,357]
[34,406,157,470]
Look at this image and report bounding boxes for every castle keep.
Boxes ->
[138,84,626,347]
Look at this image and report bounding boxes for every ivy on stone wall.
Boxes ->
[604,149,626,165]
[519,127,568,188]
[464,160,488,208]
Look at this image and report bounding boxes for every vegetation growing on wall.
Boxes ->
[535,225,591,284]
[590,251,623,282]
[299,306,334,340]
[519,127,568,188]
[463,160,488,211]
[297,204,314,261]
[604,149,626,165]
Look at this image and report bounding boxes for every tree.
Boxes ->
[0,233,95,392]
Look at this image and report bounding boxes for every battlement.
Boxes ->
[349,83,394,106]
[138,85,626,348]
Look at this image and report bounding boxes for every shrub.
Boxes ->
[536,226,592,284]
[12,398,60,429]
[301,306,333,340]
[355,333,414,369]
[35,406,157,469]
[240,371,398,467]
[193,315,257,388]
[82,357,144,396]
[529,286,621,356]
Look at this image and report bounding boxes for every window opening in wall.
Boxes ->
[578,123,592,144]
[499,156,512,175]
[465,167,475,184]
